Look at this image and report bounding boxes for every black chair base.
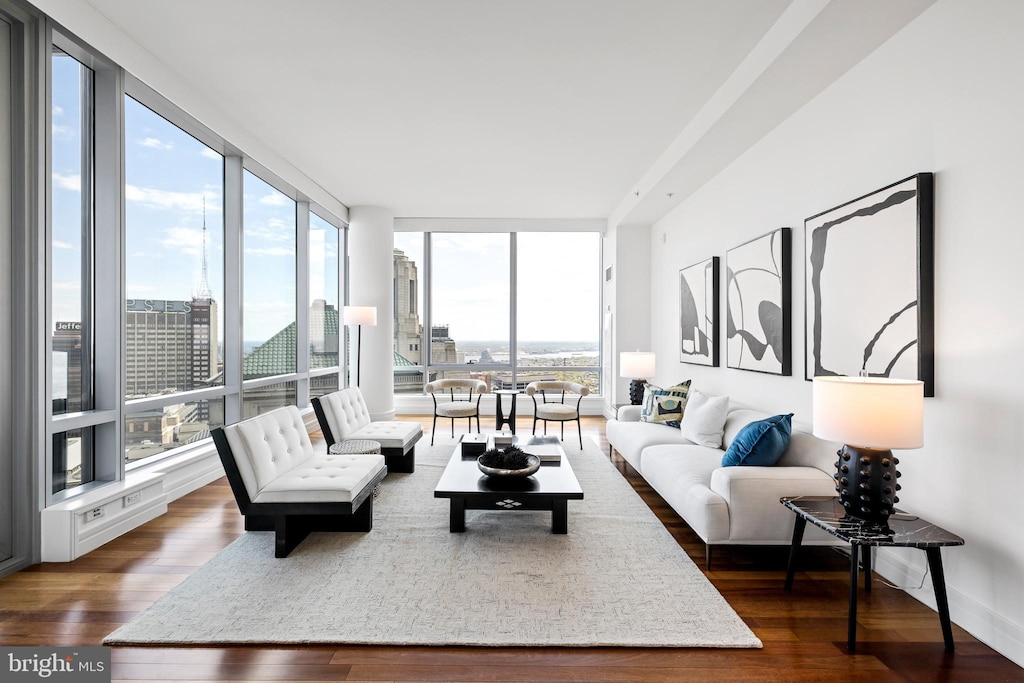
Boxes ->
[383,445,416,473]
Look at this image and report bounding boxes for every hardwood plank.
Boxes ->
[0,415,1019,682]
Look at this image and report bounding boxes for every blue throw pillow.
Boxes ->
[721,414,794,467]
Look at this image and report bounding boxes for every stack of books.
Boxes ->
[522,443,562,463]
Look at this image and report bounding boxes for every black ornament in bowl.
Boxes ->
[477,446,540,478]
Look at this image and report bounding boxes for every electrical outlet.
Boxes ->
[124,492,142,507]
[87,507,104,520]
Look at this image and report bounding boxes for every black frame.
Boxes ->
[679,256,720,367]
[804,173,934,396]
[211,427,386,558]
[725,228,792,376]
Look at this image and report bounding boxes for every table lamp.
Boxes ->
[812,375,924,523]
[620,351,656,406]
[343,305,377,386]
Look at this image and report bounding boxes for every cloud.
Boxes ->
[126,284,157,296]
[244,246,295,257]
[53,240,74,250]
[159,226,206,256]
[125,184,206,213]
[259,192,291,207]
[140,137,174,151]
[52,123,75,140]
[52,173,81,191]
[200,148,222,160]
[52,105,64,117]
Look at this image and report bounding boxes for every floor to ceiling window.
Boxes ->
[430,233,512,384]
[516,232,601,390]
[309,211,341,398]
[242,170,298,416]
[393,231,602,394]
[0,15,12,562]
[123,95,226,464]
[50,46,95,493]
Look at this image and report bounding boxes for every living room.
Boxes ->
[1,0,1023,681]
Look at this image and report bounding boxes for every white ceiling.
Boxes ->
[78,0,934,223]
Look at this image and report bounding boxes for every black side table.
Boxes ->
[782,496,964,653]
[494,389,519,433]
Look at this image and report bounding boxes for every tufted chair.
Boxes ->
[424,378,487,445]
[526,380,589,449]
[312,387,423,472]
[212,405,386,557]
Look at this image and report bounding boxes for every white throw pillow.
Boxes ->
[679,390,730,448]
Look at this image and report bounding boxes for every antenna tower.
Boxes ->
[197,195,212,299]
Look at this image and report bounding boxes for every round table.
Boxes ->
[328,439,382,456]
[328,440,383,498]
[493,389,520,433]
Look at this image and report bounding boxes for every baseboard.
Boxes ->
[873,547,1024,668]
[41,472,168,562]
[155,447,226,503]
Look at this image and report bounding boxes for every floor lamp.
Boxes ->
[344,305,377,386]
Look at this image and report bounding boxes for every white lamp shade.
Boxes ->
[620,351,656,379]
[812,376,924,449]
[343,305,377,326]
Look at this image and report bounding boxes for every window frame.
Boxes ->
[394,230,603,396]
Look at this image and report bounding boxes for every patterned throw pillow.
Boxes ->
[640,380,692,428]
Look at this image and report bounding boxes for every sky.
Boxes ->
[396,231,601,343]
[51,54,339,344]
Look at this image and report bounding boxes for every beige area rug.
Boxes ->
[104,437,761,648]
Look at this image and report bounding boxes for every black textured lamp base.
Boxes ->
[628,379,646,406]
[834,445,902,523]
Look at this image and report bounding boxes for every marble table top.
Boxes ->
[782,496,965,548]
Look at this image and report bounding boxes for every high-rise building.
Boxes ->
[393,248,422,363]
[125,298,218,398]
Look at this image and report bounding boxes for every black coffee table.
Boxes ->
[433,435,583,534]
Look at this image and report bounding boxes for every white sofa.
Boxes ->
[312,387,423,473]
[606,403,840,566]
[212,405,387,557]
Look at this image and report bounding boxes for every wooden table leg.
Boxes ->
[449,497,466,533]
[784,515,807,591]
[848,544,860,652]
[926,547,956,652]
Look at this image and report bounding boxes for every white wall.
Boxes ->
[603,223,652,413]
[648,0,1024,665]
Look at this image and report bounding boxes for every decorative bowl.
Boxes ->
[477,453,541,478]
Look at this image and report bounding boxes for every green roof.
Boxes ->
[243,306,339,377]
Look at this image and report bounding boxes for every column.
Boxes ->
[348,206,395,421]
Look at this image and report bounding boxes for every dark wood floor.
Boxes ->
[2,415,1021,682]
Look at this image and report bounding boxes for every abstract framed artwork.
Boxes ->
[679,256,719,366]
[726,227,792,375]
[804,172,934,395]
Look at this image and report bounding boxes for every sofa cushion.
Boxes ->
[222,405,316,499]
[606,418,695,471]
[254,453,386,504]
[350,420,422,451]
[640,444,731,543]
[316,388,373,443]
[679,390,730,448]
[640,380,691,427]
[722,414,793,467]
